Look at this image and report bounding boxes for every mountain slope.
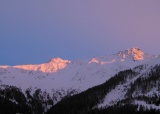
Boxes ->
[46,64,160,114]
[0,48,155,91]
[0,47,160,113]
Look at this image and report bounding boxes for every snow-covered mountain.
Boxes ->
[0,47,160,114]
[0,48,151,91]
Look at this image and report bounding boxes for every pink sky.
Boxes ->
[0,0,160,65]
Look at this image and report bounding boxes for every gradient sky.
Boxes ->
[0,0,160,65]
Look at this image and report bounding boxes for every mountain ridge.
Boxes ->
[0,47,160,113]
[0,47,159,93]
[0,47,156,71]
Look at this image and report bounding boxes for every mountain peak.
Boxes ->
[125,47,143,54]
[118,47,145,61]
[49,57,70,63]
[129,48,144,61]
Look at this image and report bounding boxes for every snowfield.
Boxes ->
[0,47,160,110]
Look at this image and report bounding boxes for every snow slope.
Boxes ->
[0,48,159,108]
[0,48,158,92]
[98,57,160,109]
